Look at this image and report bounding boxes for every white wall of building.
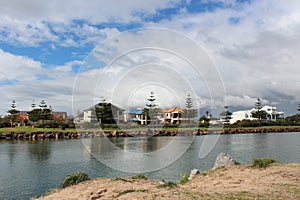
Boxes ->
[230,105,284,124]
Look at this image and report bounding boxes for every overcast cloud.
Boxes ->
[0,0,299,117]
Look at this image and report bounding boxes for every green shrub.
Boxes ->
[251,158,277,168]
[131,174,147,180]
[202,170,209,176]
[179,173,189,184]
[60,172,90,189]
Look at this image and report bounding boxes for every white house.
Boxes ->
[124,108,148,125]
[83,109,93,123]
[230,105,284,124]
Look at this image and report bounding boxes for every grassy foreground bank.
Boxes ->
[34,163,300,200]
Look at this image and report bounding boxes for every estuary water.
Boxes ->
[0,132,299,199]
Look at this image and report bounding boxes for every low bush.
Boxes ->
[60,172,90,189]
[251,158,277,168]
[179,173,189,184]
[131,174,147,180]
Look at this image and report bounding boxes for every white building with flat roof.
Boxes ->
[230,105,284,124]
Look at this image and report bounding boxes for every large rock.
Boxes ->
[212,152,236,170]
[188,169,200,180]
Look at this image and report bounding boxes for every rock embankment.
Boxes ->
[1,127,300,140]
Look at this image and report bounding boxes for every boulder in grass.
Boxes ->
[212,152,236,170]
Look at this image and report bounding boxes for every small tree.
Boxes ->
[28,101,40,125]
[182,94,198,127]
[252,98,267,126]
[95,98,114,128]
[145,92,159,127]
[39,100,53,127]
[219,106,232,124]
[297,103,300,113]
[7,99,20,127]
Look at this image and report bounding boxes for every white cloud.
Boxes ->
[0,49,77,115]
[0,0,182,47]
[144,0,300,115]
[1,0,300,116]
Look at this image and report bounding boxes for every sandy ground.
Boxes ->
[35,163,300,200]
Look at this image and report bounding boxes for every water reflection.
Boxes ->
[0,132,300,200]
[27,140,52,161]
[83,136,194,173]
[7,141,18,165]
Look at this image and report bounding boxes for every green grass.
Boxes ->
[179,173,189,184]
[0,127,77,134]
[60,172,90,189]
[131,174,148,180]
[251,158,278,168]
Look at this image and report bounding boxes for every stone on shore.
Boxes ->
[212,152,236,170]
[188,169,200,180]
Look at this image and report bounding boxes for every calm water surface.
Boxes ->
[0,132,299,199]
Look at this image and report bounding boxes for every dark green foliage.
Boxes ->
[219,106,232,123]
[199,115,210,128]
[251,158,278,168]
[28,100,53,127]
[145,92,157,109]
[251,110,267,120]
[252,98,267,126]
[95,99,113,124]
[145,92,159,126]
[7,99,20,127]
[131,174,147,180]
[60,172,90,189]
[28,108,42,123]
[285,114,300,125]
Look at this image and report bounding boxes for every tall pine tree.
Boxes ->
[252,98,267,126]
[7,99,20,127]
[182,94,198,127]
[145,92,159,127]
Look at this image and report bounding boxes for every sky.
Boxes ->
[0,0,299,117]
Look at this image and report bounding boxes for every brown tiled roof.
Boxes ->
[162,107,183,113]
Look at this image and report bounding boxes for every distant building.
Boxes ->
[82,103,124,124]
[83,109,94,123]
[124,108,148,125]
[162,107,183,124]
[230,105,284,124]
[18,111,29,126]
[258,105,284,121]
[52,112,67,122]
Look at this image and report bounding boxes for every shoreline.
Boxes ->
[34,163,300,200]
[1,127,300,140]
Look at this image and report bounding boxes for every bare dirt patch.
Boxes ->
[35,163,300,200]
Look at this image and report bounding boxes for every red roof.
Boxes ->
[163,107,183,113]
